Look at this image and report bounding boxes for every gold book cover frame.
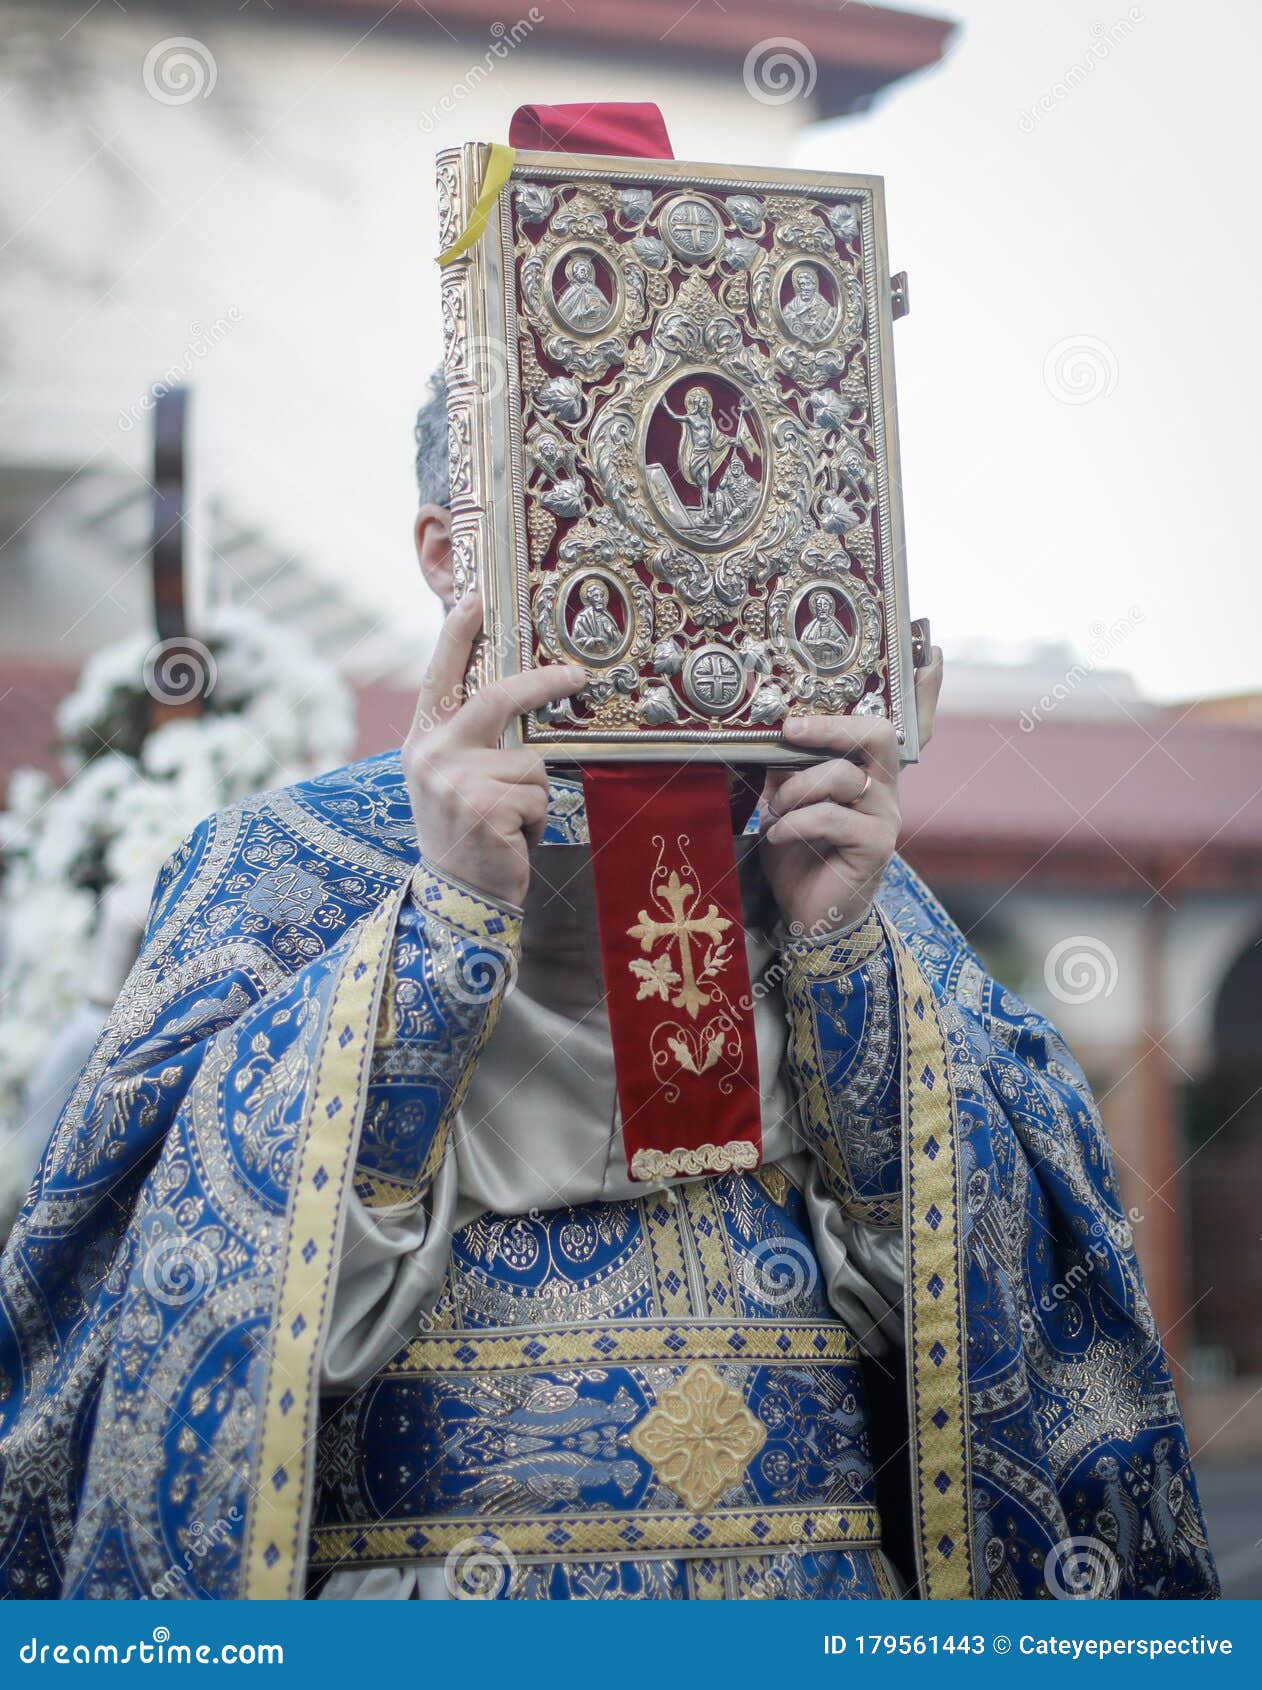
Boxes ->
[436,145,919,765]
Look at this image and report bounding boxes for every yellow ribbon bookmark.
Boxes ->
[436,144,516,268]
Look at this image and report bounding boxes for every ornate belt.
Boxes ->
[310,1319,881,1573]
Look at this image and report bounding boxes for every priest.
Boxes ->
[0,105,1218,1602]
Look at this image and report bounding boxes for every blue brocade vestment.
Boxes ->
[0,753,1219,1599]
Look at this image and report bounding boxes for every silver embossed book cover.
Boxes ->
[437,145,918,764]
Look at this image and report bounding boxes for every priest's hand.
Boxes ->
[758,717,902,938]
[403,593,586,907]
[757,649,943,937]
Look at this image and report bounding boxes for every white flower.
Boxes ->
[0,603,356,1123]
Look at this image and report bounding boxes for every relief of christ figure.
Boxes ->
[660,386,758,527]
[800,588,854,669]
[554,254,613,335]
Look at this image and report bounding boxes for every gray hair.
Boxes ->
[413,366,450,507]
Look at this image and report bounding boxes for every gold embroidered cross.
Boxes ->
[627,871,732,1019]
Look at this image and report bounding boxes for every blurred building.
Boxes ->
[904,651,1262,1455]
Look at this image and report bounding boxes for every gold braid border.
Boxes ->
[385,1319,859,1375]
[309,1503,881,1571]
[244,883,407,1599]
[882,911,976,1599]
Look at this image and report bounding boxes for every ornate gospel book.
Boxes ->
[437,145,918,764]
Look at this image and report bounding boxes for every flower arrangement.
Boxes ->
[0,607,355,1140]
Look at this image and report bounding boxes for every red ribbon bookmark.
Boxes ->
[583,765,763,1182]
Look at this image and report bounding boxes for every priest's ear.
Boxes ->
[414,505,454,605]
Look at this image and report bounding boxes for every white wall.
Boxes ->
[1,2,803,661]
[797,0,1262,705]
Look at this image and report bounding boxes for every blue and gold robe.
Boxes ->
[0,753,1218,1599]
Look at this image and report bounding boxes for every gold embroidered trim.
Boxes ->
[783,909,883,985]
[629,1360,767,1510]
[245,883,407,1599]
[308,1502,882,1570]
[410,860,524,947]
[882,910,976,1600]
[385,1318,860,1375]
[630,1139,760,1182]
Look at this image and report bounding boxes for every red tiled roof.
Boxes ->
[269,0,956,118]
[900,709,1262,865]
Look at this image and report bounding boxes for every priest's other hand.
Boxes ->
[757,648,943,936]
[403,593,586,907]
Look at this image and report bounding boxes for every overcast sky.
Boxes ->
[796,0,1260,703]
